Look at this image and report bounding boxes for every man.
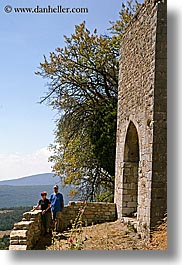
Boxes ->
[50,185,64,233]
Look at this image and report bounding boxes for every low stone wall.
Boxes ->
[9,201,117,250]
[63,201,117,229]
[9,210,43,250]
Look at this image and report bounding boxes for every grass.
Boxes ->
[45,217,167,250]
[146,216,167,250]
[46,220,146,250]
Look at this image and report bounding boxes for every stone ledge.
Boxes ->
[9,245,28,250]
[10,229,28,239]
[14,221,34,230]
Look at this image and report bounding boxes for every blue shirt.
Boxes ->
[50,193,64,212]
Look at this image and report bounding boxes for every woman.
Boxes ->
[33,191,51,235]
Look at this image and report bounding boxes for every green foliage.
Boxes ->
[0,235,10,250]
[88,100,117,177]
[95,190,114,203]
[36,0,141,202]
[0,206,32,231]
[109,0,142,36]
[0,206,32,250]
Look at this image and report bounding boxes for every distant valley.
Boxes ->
[0,173,75,208]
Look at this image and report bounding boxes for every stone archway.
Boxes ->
[122,121,139,217]
[115,0,167,238]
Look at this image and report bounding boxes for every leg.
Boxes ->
[52,211,57,232]
[56,211,64,233]
[45,212,51,233]
[41,214,46,235]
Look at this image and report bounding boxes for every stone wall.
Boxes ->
[9,201,117,250]
[115,0,167,239]
[63,201,116,229]
[9,210,43,250]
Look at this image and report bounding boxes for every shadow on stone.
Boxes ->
[32,234,52,250]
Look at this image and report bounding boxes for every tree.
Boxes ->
[36,0,142,202]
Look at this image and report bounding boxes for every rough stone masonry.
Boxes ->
[9,202,116,250]
[114,0,167,239]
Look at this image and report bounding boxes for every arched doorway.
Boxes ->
[122,121,139,217]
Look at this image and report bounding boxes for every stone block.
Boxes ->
[127,202,137,208]
[19,239,27,245]
[10,230,28,240]
[10,240,19,245]
[9,245,28,250]
[14,221,34,230]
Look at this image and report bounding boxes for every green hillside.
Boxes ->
[0,185,71,208]
[0,206,31,231]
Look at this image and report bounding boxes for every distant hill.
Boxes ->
[0,173,61,186]
[0,173,77,208]
[0,185,72,208]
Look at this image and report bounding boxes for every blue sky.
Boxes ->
[0,0,123,180]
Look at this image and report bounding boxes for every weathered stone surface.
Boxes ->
[115,0,167,240]
[18,239,28,245]
[10,240,19,245]
[10,230,28,239]
[9,245,28,250]
[14,221,34,230]
[9,210,44,250]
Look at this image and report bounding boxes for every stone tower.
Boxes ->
[115,0,167,238]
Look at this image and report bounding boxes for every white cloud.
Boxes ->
[0,147,53,181]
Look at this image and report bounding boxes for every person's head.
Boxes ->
[53,185,59,194]
[41,191,47,200]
